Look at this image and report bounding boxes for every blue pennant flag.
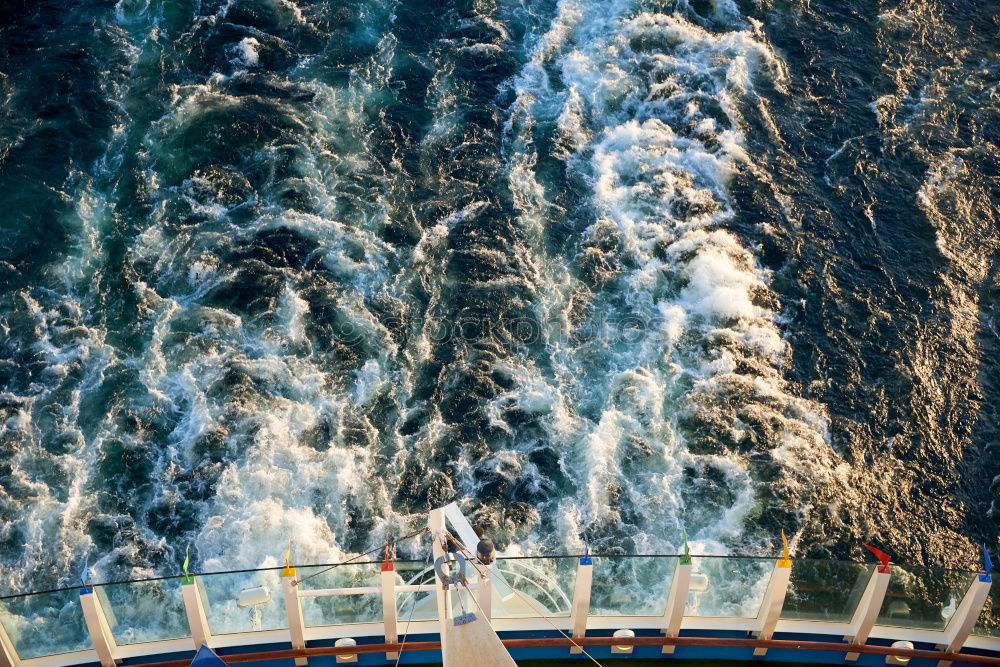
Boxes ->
[190,645,227,667]
[983,545,994,582]
[79,555,90,593]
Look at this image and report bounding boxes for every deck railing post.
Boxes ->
[661,556,693,654]
[182,576,213,649]
[0,619,18,667]
[845,563,892,661]
[282,566,307,667]
[752,557,792,656]
[569,554,594,654]
[381,561,399,660]
[937,572,992,667]
[429,508,449,656]
[79,587,117,667]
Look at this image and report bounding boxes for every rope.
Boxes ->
[454,585,469,616]
[295,527,429,587]
[392,574,423,667]
[443,529,605,667]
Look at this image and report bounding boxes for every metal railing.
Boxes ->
[0,538,998,667]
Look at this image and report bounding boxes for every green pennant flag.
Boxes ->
[182,545,193,584]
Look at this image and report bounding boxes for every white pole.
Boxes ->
[79,588,117,667]
[298,584,445,597]
[845,565,891,661]
[282,568,307,667]
[181,577,213,649]
[479,564,493,621]
[937,574,993,667]
[381,562,399,660]
[752,558,792,656]
[569,555,593,655]
[0,614,19,667]
[661,557,693,654]
[429,507,449,658]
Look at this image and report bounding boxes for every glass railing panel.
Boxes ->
[589,556,675,616]
[781,560,875,623]
[97,579,190,645]
[493,557,577,618]
[876,566,977,630]
[395,561,438,622]
[197,569,287,635]
[296,563,383,627]
[685,556,775,618]
[0,589,93,658]
[974,577,999,637]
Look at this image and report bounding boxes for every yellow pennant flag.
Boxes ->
[282,539,295,577]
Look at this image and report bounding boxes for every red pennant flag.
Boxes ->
[864,543,891,568]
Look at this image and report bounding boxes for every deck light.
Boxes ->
[689,573,710,592]
[886,640,914,666]
[335,637,358,663]
[612,629,635,654]
[237,586,272,631]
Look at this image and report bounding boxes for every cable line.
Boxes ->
[295,527,429,587]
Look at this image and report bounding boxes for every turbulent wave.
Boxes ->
[735,0,1000,564]
[0,0,997,606]
[499,0,853,558]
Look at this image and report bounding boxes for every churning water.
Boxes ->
[0,0,997,593]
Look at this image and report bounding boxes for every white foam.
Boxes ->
[0,0,862,627]
[498,0,852,562]
[235,38,260,67]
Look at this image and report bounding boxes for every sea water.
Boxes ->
[0,0,997,635]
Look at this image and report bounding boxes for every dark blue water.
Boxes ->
[0,0,997,595]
